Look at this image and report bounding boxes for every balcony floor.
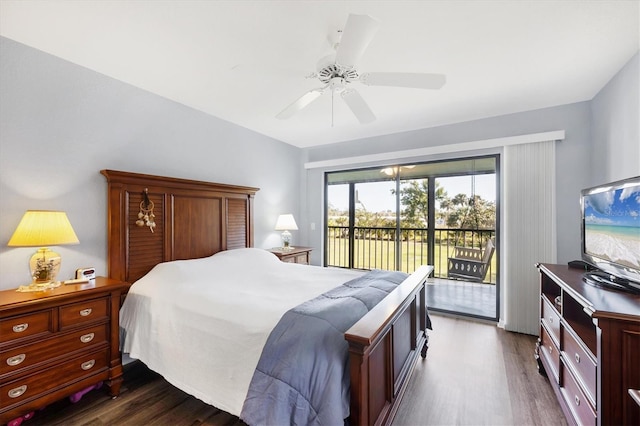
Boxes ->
[426,277,497,320]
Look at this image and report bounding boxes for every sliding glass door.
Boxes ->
[325,155,499,320]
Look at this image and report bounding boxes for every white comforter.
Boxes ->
[119,248,363,416]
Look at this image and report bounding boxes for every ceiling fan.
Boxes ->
[276,14,446,124]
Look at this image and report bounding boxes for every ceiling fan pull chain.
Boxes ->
[331,89,335,127]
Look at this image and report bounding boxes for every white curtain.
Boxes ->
[503,140,557,335]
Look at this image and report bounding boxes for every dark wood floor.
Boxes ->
[393,315,567,425]
[27,315,566,426]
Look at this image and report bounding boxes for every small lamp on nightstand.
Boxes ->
[275,214,298,250]
[8,210,80,287]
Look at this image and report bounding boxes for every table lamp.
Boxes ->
[8,210,80,286]
[275,214,298,249]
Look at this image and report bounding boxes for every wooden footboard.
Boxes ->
[346,265,433,426]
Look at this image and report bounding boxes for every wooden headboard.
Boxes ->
[101,170,259,283]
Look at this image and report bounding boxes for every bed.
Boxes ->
[102,169,433,425]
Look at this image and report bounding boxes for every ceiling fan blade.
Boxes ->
[360,72,446,89]
[276,88,325,119]
[335,14,380,69]
[341,88,376,124]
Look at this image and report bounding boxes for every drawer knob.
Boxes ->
[554,296,562,310]
[12,323,28,333]
[80,333,95,343]
[8,385,27,398]
[80,308,93,317]
[549,345,553,354]
[7,353,26,366]
[575,353,580,364]
[81,359,96,370]
[575,395,580,406]
[548,317,553,324]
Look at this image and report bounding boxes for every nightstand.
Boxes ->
[0,277,130,424]
[269,246,313,264]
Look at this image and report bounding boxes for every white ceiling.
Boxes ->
[1,1,638,148]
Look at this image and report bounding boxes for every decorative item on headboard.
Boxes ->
[136,188,156,233]
[102,169,259,283]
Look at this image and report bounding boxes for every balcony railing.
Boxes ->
[326,226,496,284]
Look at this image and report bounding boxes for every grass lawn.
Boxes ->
[327,237,497,284]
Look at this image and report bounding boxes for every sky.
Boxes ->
[584,185,640,228]
[328,174,497,212]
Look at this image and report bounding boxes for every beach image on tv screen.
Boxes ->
[584,184,640,269]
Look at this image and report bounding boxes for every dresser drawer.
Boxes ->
[1,324,108,378]
[59,297,108,328]
[281,254,309,264]
[0,311,53,344]
[562,326,596,407]
[541,296,561,344]
[540,323,560,383]
[1,349,108,406]
[561,362,596,426]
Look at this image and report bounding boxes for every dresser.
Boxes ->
[0,277,129,424]
[535,264,640,426]
[269,246,312,264]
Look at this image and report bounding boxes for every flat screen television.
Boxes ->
[581,175,640,294]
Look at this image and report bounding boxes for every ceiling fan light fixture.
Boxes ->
[380,165,416,176]
[318,63,359,84]
[381,167,396,176]
[329,77,347,92]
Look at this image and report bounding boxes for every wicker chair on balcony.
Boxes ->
[447,239,495,283]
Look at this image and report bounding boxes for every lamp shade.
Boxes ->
[274,214,298,231]
[8,211,80,247]
[8,211,79,285]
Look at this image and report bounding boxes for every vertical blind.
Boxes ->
[503,140,557,334]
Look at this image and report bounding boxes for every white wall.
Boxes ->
[590,52,640,184]
[0,37,301,290]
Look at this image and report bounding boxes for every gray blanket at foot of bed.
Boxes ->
[240,269,414,426]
